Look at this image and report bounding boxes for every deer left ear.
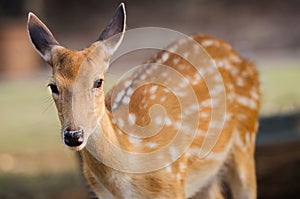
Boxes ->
[96,3,126,56]
[27,12,60,63]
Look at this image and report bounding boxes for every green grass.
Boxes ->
[259,66,300,116]
[0,80,59,152]
[0,79,77,174]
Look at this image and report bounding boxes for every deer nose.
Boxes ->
[63,128,84,147]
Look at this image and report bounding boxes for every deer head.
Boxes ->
[27,3,126,151]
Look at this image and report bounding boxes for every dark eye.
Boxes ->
[93,79,103,89]
[48,84,59,95]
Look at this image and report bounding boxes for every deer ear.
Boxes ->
[27,12,59,63]
[97,3,126,56]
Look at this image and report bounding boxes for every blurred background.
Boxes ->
[0,0,299,198]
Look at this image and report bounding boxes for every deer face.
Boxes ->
[27,4,126,151]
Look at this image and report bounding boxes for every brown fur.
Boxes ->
[28,9,260,199]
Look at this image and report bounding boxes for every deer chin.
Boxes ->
[64,139,87,151]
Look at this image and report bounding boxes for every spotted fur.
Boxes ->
[28,3,260,199]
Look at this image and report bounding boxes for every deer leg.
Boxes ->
[227,146,257,199]
[190,179,224,199]
[208,181,225,199]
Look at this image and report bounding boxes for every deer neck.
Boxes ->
[82,107,122,167]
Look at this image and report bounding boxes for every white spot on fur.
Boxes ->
[234,129,247,151]
[237,114,247,121]
[227,92,235,102]
[161,72,168,77]
[165,117,172,126]
[117,118,124,128]
[112,103,118,110]
[204,150,227,161]
[115,90,125,103]
[126,88,133,96]
[212,99,219,106]
[192,73,202,85]
[214,75,222,83]
[146,68,153,75]
[230,54,241,63]
[250,88,259,100]
[189,104,199,111]
[163,88,170,93]
[169,146,179,161]
[178,64,187,70]
[124,80,132,87]
[168,46,177,53]
[222,59,233,70]
[160,96,167,102]
[128,113,136,125]
[177,173,182,180]
[153,64,159,70]
[162,53,169,62]
[199,68,207,76]
[174,121,181,129]
[150,85,158,94]
[215,60,224,68]
[200,99,211,108]
[236,95,257,109]
[122,96,130,105]
[165,165,172,173]
[210,121,223,128]
[231,67,239,76]
[174,91,186,97]
[201,39,214,47]
[128,136,141,146]
[225,112,233,121]
[179,79,189,88]
[145,142,158,149]
[236,77,245,87]
[179,162,186,171]
[210,85,223,97]
[207,66,216,74]
[183,52,189,59]
[200,112,209,118]
[193,44,200,52]
[196,129,206,137]
[182,124,192,134]
[186,147,200,157]
[173,58,180,65]
[150,95,156,100]
[155,117,163,125]
[140,74,147,80]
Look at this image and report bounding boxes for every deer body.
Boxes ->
[27,3,260,199]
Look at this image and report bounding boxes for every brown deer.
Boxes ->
[27,3,260,199]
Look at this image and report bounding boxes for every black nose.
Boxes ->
[63,128,84,147]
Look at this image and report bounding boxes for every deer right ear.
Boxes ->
[96,3,126,57]
[27,12,59,63]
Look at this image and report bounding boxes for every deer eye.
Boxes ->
[93,79,103,89]
[48,83,59,95]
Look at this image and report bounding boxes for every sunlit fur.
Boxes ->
[28,7,260,199]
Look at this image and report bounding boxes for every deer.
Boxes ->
[27,3,260,199]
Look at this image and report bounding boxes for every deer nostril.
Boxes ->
[63,129,84,147]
